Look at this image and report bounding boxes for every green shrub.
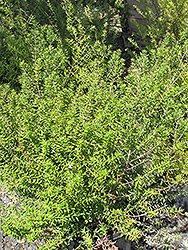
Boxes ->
[133,0,188,44]
[0,1,187,249]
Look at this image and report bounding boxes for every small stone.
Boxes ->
[172,226,177,232]
[9,236,18,247]
[5,236,10,242]
[4,247,12,250]
[183,238,188,247]
[23,242,28,250]
[15,243,24,250]
[28,243,38,250]
[4,236,12,248]
[0,230,3,249]
[116,236,131,250]
[184,212,188,217]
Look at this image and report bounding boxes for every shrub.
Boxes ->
[0,1,187,249]
[133,0,188,44]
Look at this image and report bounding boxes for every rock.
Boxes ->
[8,236,18,247]
[116,238,131,250]
[183,235,188,247]
[0,230,3,249]
[28,243,38,250]
[185,212,188,217]
[4,247,12,250]
[108,234,131,250]
[15,243,24,250]
[23,241,29,250]
[4,236,13,248]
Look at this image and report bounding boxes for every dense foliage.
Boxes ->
[0,0,187,249]
[134,0,188,43]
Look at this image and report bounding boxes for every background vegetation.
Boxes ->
[0,0,187,249]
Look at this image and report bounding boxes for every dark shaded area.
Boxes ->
[0,32,22,92]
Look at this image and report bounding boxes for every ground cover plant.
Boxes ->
[0,0,188,249]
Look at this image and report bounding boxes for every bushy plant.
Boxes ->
[133,0,188,44]
[0,0,187,249]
